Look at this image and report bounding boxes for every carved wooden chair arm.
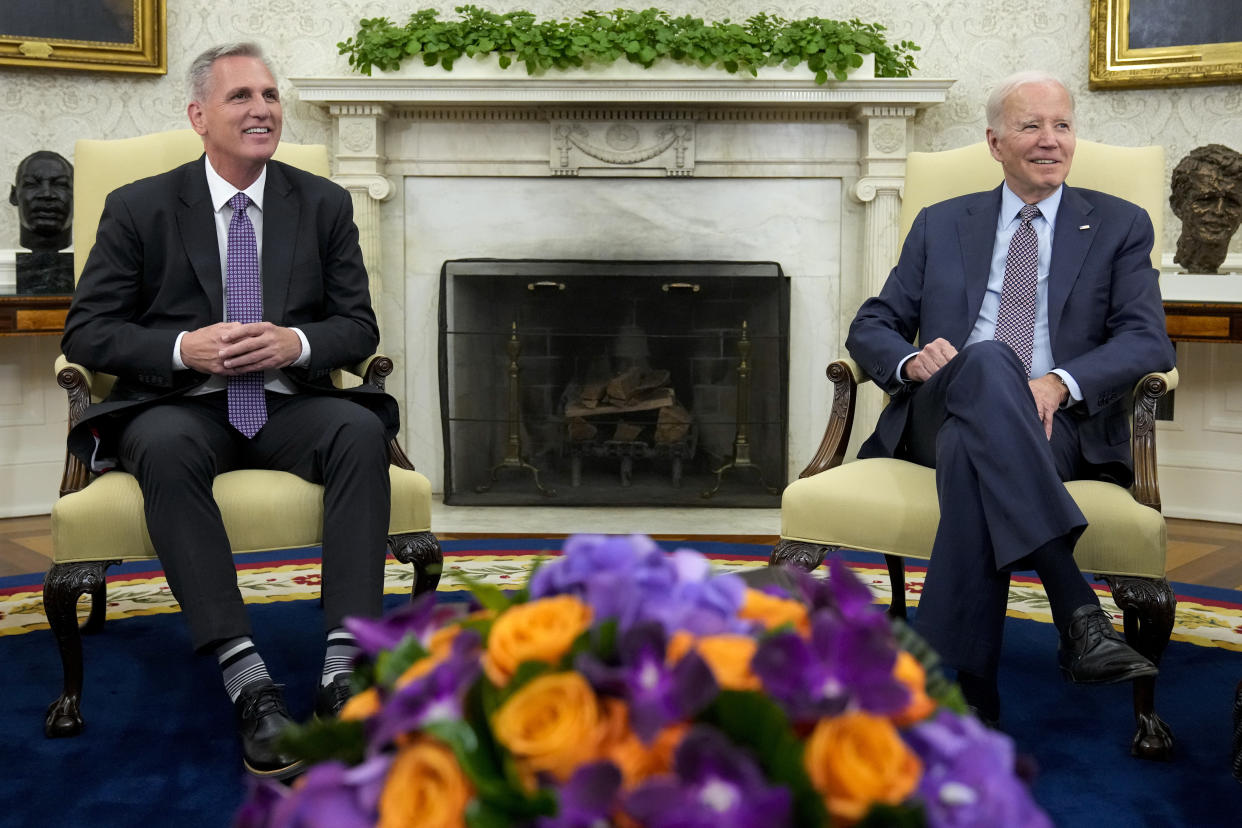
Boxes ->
[1130,368,1178,512]
[335,354,415,472]
[54,355,95,497]
[798,357,872,479]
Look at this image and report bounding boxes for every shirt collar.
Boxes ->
[204,157,266,213]
[1000,182,1062,233]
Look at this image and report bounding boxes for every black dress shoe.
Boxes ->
[1058,605,1158,685]
[314,673,353,720]
[235,681,305,780]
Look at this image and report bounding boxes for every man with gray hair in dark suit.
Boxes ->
[62,42,398,780]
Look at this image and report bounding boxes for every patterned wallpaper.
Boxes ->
[2,0,1241,258]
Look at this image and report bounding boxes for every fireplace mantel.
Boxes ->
[290,71,954,491]
[291,68,954,302]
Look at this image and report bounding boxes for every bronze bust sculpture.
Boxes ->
[1169,144,1242,274]
[9,150,74,294]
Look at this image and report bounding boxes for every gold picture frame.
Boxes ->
[0,0,165,74]
[1090,0,1242,89]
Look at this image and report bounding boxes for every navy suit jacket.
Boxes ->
[846,184,1175,487]
[61,156,399,465]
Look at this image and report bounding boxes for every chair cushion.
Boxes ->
[780,458,1166,579]
[51,467,433,564]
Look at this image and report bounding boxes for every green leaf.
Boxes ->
[374,634,430,688]
[337,8,919,79]
[856,800,927,828]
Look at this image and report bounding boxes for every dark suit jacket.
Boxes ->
[845,184,1175,487]
[61,156,399,465]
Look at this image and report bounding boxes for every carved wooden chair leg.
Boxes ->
[389,531,443,598]
[884,555,908,619]
[1100,574,1176,761]
[43,560,117,738]
[81,576,110,634]
[769,539,831,572]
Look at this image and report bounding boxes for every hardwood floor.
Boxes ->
[2,513,1240,589]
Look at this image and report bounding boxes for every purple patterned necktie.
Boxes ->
[994,204,1041,376]
[225,192,267,438]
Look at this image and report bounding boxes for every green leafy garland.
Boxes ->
[338,6,920,84]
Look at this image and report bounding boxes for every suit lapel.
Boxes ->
[957,187,1002,346]
[261,161,297,323]
[176,157,224,322]
[1047,186,1097,345]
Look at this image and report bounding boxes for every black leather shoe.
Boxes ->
[235,682,305,780]
[314,673,353,720]
[1058,605,1158,685]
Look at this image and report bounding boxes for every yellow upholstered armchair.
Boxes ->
[43,130,440,738]
[771,140,1179,761]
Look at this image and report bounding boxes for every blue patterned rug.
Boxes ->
[3,538,1242,826]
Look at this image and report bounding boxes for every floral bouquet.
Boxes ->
[237,535,1049,827]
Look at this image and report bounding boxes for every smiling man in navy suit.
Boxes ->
[845,71,1175,725]
[62,42,398,779]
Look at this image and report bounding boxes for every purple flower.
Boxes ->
[752,607,908,723]
[624,726,791,828]
[786,556,878,621]
[234,777,285,828]
[577,622,718,742]
[538,761,624,828]
[253,756,391,828]
[530,534,665,602]
[344,592,439,657]
[532,534,749,638]
[904,711,1052,828]
[369,629,482,752]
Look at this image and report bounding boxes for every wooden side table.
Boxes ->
[1164,301,1242,344]
[0,293,72,336]
[1160,275,1242,344]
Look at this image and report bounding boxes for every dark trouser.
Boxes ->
[117,391,391,651]
[902,340,1087,677]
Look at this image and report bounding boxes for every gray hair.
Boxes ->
[985,71,1074,131]
[187,42,270,103]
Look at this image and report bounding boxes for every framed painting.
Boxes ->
[1090,0,1242,89]
[0,0,165,74]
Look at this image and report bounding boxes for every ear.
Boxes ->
[986,128,1002,162]
[8,185,16,207]
[187,101,207,136]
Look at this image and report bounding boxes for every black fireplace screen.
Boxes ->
[438,260,789,506]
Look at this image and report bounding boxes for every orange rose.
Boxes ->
[379,738,473,828]
[890,651,937,727]
[596,698,685,787]
[492,672,603,781]
[482,596,592,686]
[339,686,381,721]
[667,632,760,691]
[738,588,809,634]
[803,711,922,824]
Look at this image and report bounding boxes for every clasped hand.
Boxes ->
[905,338,1069,440]
[180,321,302,375]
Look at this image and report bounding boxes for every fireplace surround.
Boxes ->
[291,67,953,498]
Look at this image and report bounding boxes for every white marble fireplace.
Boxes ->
[292,66,953,493]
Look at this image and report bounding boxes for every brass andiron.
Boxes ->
[476,322,554,497]
[702,321,777,498]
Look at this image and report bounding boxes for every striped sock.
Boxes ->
[215,636,272,703]
[322,627,361,687]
